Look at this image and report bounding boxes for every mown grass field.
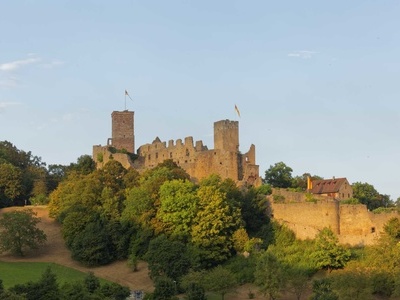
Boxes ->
[0,261,110,289]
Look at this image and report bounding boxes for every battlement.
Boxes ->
[138,136,207,156]
[214,119,239,130]
[94,114,260,186]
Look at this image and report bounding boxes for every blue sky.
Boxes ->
[1,1,399,199]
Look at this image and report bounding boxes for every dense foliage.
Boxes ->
[0,141,96,208]
[3,142,400,299]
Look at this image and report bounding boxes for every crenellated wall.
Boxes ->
[93,113,261,186]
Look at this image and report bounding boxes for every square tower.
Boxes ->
[111,110,135,153]
[214,120,239,152]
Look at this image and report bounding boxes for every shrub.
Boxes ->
[272,194,285,203]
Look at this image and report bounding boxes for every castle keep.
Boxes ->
[93,110,261,186]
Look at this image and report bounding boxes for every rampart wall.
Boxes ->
[269,189,400,246]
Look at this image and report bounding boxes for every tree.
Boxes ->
[383,217,400,241]
[184,282,206,300]
[264,162,293,188]
[255,252,286,300]
[145,235,190,281]
[202,266,237,300]
[311,228,350,272]
[70,220,114,266]
[68,154,96,175]
[190,183,242,266]
[0,209,47,256]
[330,270,373,300]
[10,267,59,300]
[60,281,88,300]
[156,179,198,240]
[285,266,310,300]
[309,278,338,300]
[0,163,23,207]
[292,173,323,191]
[84,272,100,294]
[352,182,384,210]
[99,282,130,300]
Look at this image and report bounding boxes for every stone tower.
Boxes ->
[110,110,135,153]
[214,120,239,152]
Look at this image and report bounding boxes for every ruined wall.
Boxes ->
[269,191,400,246]
[136,137,241,183]
[136,136,207,170]
[92,145,133,169]
[133,119,260,185]
[338,205,399,245]
[93,113,260,186]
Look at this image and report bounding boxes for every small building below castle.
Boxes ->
[308,177,353,200]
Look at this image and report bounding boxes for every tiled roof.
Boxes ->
[310,178,348,194]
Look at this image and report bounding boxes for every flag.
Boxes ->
[125,90,133,101]
[234,104,241,118]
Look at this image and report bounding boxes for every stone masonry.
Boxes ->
[93,111,261,186]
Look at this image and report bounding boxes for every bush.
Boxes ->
[272,194,285,203]
[372,207,398,214]
[224,255,256,284]
[29,194,49,205]
[305,193,317,203]
[340,198,360,205]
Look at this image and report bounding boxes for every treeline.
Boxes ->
[0,267,130,300]
[0,141,96,208]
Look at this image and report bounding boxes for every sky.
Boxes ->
[1,1,400,200]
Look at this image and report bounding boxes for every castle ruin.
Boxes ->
[93,110,261,186]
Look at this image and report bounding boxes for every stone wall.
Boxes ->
[92,145,133,169]
[93,113,261,186]
[269,189,400,246]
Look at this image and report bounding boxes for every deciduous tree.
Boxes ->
[311,228,350,272]
[202,266,237,300]
[145,235,190,281]
[0,209,47,256]
[191,184,242,266]
[264,162,293,188]
[255,252,286,300]
[156,179,198,240]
